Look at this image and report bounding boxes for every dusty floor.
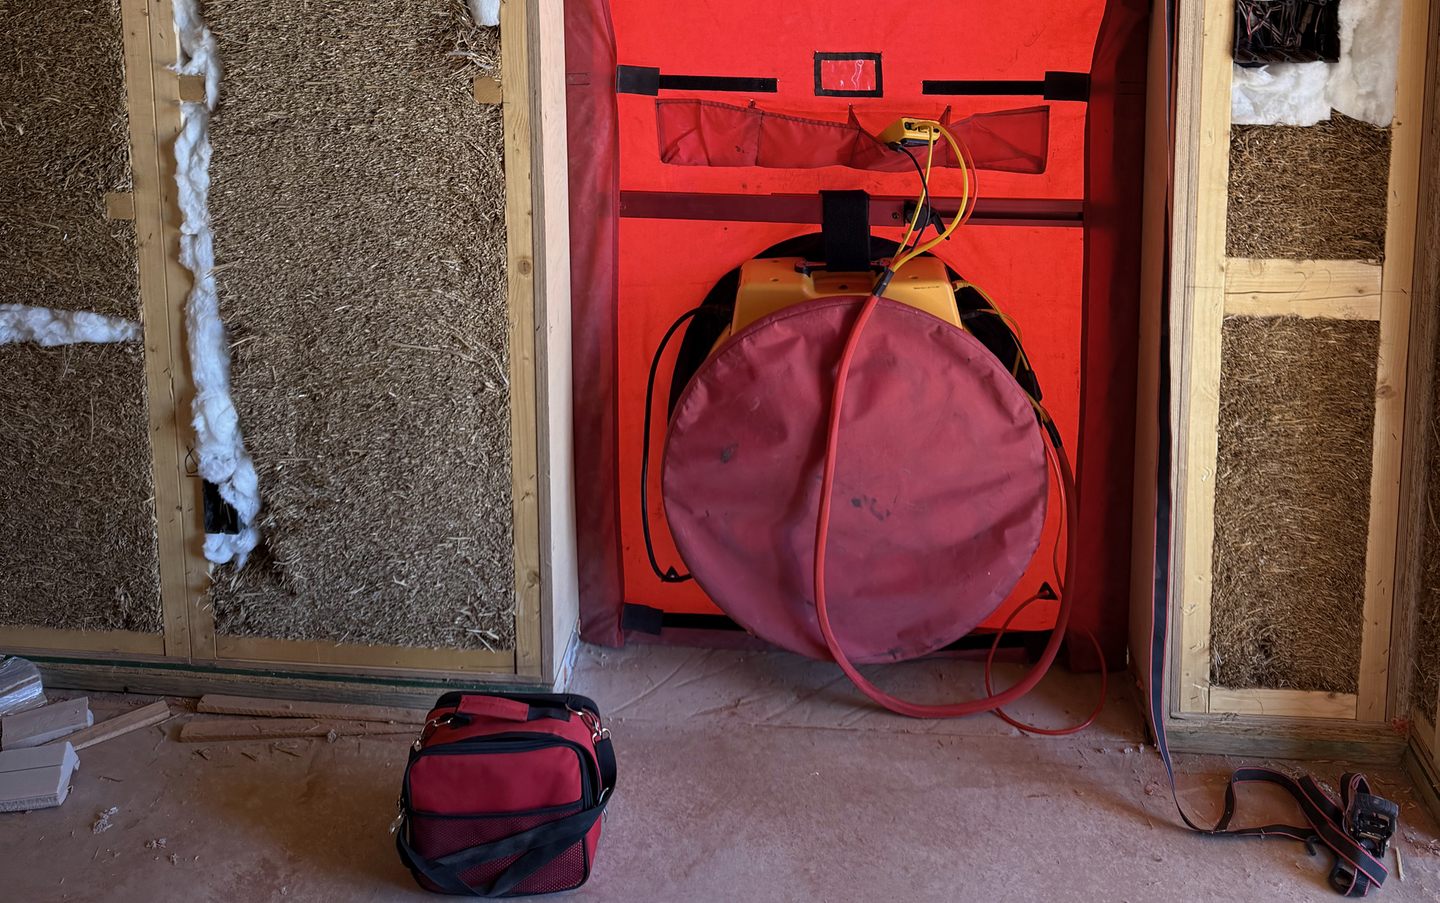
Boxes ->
[1,643,1438,902]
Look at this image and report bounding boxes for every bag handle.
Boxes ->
[397,736,617,897]
[456,696,533,722]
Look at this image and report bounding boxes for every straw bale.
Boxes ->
[1228,114,1390,261]
[0,0,139,318]
[0,343,161,633]
[1210,316,1378,693]
[203,0,514,651]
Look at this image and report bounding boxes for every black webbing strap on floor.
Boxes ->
[617,65,777,95]
[1144,2,1396,896]
[397,737,617,897]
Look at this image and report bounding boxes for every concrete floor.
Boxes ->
[2,643,1438,902]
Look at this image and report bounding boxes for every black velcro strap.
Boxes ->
[922,71,1090,101]
[1042,71,1091,101]
[821,191,871,273]
[621,603,664,635]
[397,808,601,897]
[616,65,660,95]
[617,65,776,95]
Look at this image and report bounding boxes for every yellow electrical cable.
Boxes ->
[894,128,936,257]
[891,123,970,272]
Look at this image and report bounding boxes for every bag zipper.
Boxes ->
[403,733,598,812]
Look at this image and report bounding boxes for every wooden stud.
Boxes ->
[1413,708,1437,768]
[1222,258,1382,319]
[120,0,207,663]
[178,718,416,743]
[1166,710,1407,763]
[473,76,502,104]
[52,700,171,750]
[197,694,425,723]
[532,0,579,684]
[36,657,547,708]
[1175,0,1234,715]
[1392,0,1440,728]
[104,191,135,220]
[501,0,546,680]
[1356,0,1434,722]
[1206,687,1358,720]
[0,626,165,657]
[215,635,515,673]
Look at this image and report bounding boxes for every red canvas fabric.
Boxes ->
[663,297,1048,663]
[656,101,1049,174]
[569,0,1147,670]
[409,749,583,814]
[565,0,625,644]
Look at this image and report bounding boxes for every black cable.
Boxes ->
[897,144,944,247]
[641,307,707,583]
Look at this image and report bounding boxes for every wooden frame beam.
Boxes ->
[1174,0,1234,715]
[1222,258,1382,319]
[1357,0,1434,721]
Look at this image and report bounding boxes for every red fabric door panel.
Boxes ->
[656,100,1050,174]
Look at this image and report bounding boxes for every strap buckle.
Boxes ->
[1346,791,1398,856]
[567,705,611,743]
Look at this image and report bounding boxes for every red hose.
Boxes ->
[812,290,1088,719]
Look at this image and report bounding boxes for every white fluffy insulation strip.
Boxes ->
[0,305,141,345]
[468,0,499,26]
[1232,0,1403,127]
[173,0,261,566]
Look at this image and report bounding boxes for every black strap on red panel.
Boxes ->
[617,65,777,95]
[923,70,1090,101]
[820,190,872,273]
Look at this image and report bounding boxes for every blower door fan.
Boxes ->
[661,295,1049,663]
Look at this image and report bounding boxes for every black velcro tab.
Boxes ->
[202,480,241,535]
[821,190,872,273]
[659,75,777,93]
[621,603,665,635]
[616,65,661,95]
[1042,71,1090,101]
[617,66,776,95]
[923,71,1090,101]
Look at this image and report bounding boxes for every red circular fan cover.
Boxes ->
[662,296,1048,663]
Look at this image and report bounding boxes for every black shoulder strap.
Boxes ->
[397,737,616,898]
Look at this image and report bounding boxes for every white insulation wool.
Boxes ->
[468,0,499,27]
[0,305,142,345]
[1230,0,1403,128]
[173,0,261,566]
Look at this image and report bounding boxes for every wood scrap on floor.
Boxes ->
[196,694,426,724]
[1,697,92,750]
[179,718,417,743]
[52,701,171,751]
[0,742,79,812]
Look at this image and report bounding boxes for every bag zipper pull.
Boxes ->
[388,797,405,835]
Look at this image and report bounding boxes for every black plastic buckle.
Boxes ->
[1347,792,1398,855]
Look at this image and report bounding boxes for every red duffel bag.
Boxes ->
[395,692,616,897]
